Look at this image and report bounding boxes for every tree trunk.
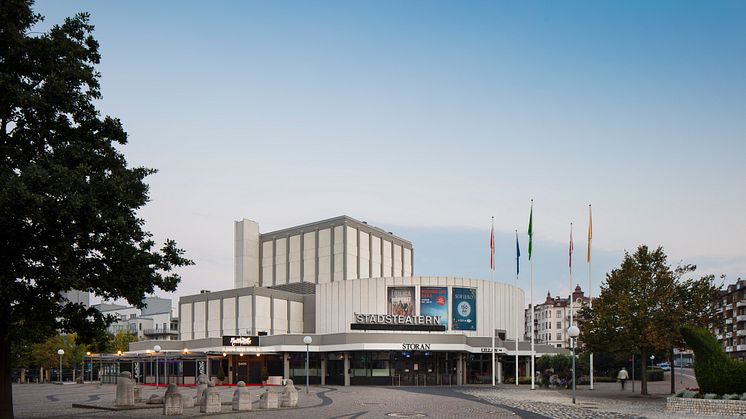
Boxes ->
[0,332,15,419]
[640,346,648,395]
[670,347,675,394]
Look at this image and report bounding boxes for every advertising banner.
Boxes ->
[452,287,477,331]
[387,287,415,316]
[420,287,448,328]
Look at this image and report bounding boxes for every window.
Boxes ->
[556,310,561,317]
[139,323,142,331]
[557,322,561,329]
[548,311,552,318]
[556,333,561,340]
[130,314,135,319]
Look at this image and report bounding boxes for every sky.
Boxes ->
[33,0,746,308]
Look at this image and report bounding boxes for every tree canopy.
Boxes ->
[579,245,720,395]
[0,1,193,417]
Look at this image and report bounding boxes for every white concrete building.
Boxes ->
[93,297,178,341]
[127,216,564,387]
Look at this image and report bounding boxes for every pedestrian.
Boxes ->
[617,367,629,390]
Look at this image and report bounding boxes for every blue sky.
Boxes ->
[34,1,746,304]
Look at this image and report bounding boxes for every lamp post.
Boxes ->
[567,326,580,404]
[154,345,162,388]
[86,352,91,382]
[57,349,65,383]
[303,336,312,394]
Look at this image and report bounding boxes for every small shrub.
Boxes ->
[680,391,698,398]
[703,393,719,399]
[740,393,746,401]
[723,394,740,400]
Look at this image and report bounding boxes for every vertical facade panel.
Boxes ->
[302,232,315,283]
[207,300,220,338]
[317,228,331,283]
[333,226,344,281]
[288,234,301,283]
[222,297,236,336]
[193,301,206,339]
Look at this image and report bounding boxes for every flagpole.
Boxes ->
[569,223,574,352]
[529,200,535,390]
[588,205,594,390]
[491,217,496,387]
[515,229,519,387]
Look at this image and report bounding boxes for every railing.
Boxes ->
[142,329,179,336]
[726,318,733,325]
[737,300,746,308]
[726,346,733,352]
[726,332,733,338]
[737,330,746,337]
[737,315,746,322]
[737,345,746,352]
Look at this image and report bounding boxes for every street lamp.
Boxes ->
[57,349,65,383]
[303,336,312,394]
[154,345,162,388]
[86,352,92,382]
[567,326,580,404]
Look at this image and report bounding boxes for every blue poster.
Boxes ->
[452,287,477,331]
[420,287,448,328]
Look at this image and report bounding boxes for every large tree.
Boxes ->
[0,1,193,417]
[579,245,719,395]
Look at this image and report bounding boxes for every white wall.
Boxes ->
[180,303,192,340]
[318,228,331,283]
[302,232,315,283]
[261,241,273,287]
[255,295,271,333]
[193,301,206,339]
[222,297,236,336]
[288,235,301,283]
[315,276,525,339]
[237,295,252,335]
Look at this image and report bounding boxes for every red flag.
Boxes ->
[490,217,495,271]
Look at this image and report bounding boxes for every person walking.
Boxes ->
[617,367,629,390]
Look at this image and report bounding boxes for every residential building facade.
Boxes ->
[714,278,746,361]
[524,285,592,348]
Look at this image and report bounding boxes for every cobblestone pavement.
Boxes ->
[12,383,522,418]
[11,376,740,419]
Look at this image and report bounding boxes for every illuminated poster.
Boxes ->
[420,287,448,328]
[387,287,415,316]
[452,287,477,330]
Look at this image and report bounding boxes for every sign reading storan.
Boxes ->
[222,336,259,347]
[351,313,446,332]
[452,287,477,331]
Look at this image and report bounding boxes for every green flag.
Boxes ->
[528,202,533,260]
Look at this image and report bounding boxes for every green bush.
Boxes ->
[740,393,746,401]
[723,394,740,400]
[678,390,698,398]
[681,325,746,395]
[704,393,719,399]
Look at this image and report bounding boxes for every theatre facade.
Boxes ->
[128,216,564,386]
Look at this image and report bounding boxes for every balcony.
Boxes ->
[737,300,746,308]
[726,346,733,352]
[738,330,746,337]
[737,345,746,352]
[737,315,746,322]
[142,329,179,337]
[726,332,733,339]
[726,318,733,325]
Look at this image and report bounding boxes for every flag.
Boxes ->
[587,205,593,263]
[527,201,533,260]
[569,224,574,269]
[515,231,520,275]
[490,217,495,271]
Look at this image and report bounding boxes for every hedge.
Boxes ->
[681,325,746,395]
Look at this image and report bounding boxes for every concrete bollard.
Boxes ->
[163,383,183,416]
[232,381,252,411]
[114,372,134,406]
[200,381,221,414]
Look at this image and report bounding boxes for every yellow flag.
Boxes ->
[587,205,592,263]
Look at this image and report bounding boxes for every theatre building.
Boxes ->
[128,216,563,386]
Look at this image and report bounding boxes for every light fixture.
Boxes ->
[222,352,227,357]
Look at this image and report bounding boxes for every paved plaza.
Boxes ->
[11,371,736,419]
